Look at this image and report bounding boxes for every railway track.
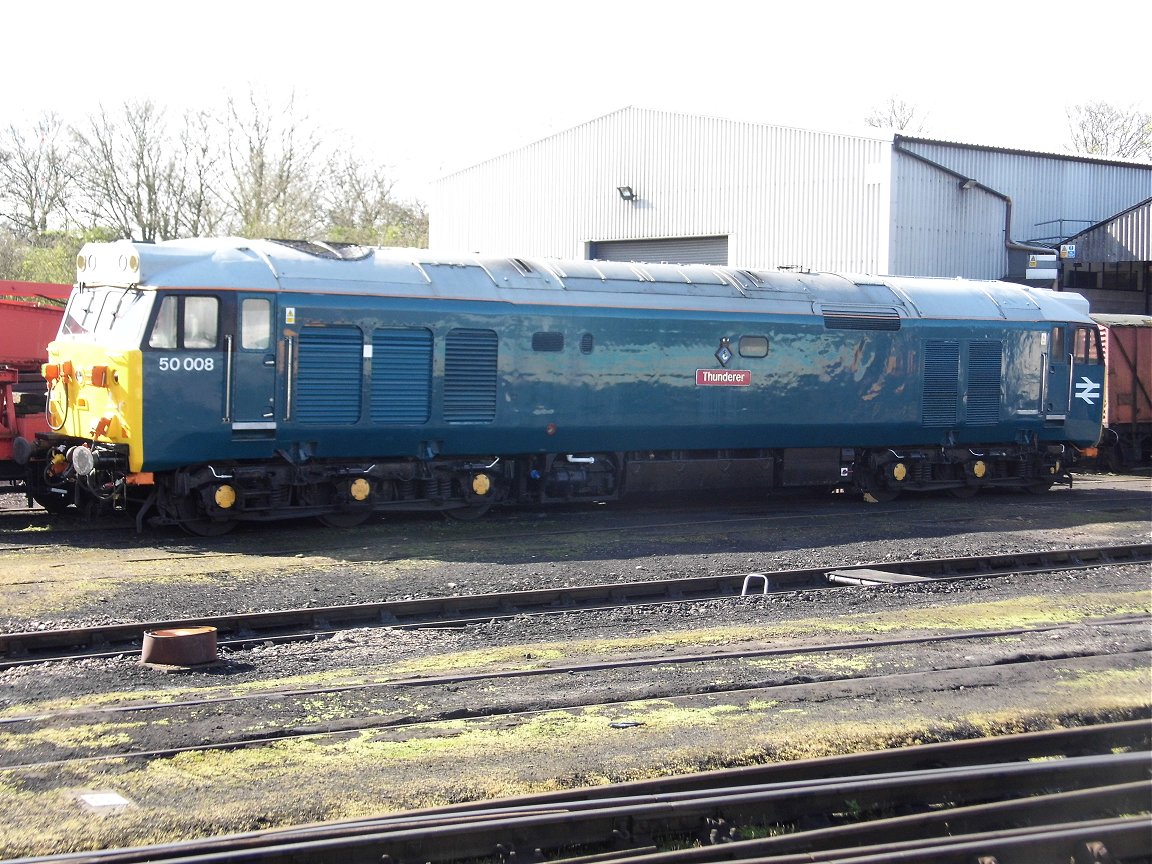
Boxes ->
[8,720,1148,864]
[2,627,1146,772]
[2,542,1147,667]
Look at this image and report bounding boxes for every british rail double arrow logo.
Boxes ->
[1074,377,1101,404]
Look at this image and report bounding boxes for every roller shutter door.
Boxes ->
[589,236,728,265]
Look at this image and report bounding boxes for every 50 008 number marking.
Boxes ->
[157,357,215,372]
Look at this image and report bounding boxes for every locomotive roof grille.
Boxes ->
[268,238,373,260]
[823,309,903,331]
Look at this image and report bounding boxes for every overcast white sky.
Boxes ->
[5,0,1148,202]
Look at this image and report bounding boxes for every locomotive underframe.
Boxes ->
[19,433,1075,534]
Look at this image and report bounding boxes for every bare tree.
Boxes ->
[176,109,226,237]
[321,150,428,247]
[71,101,224,241]
[865,97,929,134]
[0,112,74,238]
[224,91,324,238]
[1066,101,1151,160]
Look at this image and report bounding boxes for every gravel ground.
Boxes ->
[0,473,1148,629]
[0,473,1148,857]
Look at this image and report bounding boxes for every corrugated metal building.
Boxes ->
[1058,197,1151,315]
[430,106,1152,311]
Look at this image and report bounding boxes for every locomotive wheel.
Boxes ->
[175,495,236,536]
[317,509,373,529]
[1024,480,1054,495]
[949,485,979,499]
[442,501,494,521]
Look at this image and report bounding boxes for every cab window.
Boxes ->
[148,297,177,348]
[61,290,104,336]
[738,335,769,358]
[185,297,218,348]
[241,298,271,350]
[147,296,219,349]
[1074,326,1101,364]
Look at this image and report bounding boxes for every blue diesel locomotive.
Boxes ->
[16,238,1105,534]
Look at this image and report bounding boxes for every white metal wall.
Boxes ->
[889,152,1016,279]
[896,140,1152,247]
[431,107,892,274]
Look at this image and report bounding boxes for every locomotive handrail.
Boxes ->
[1067,352,1076,410]
[1040,351,1049,414]
[883,281,923,317]
[410,261,433,283]
[222,335,233,422]
[713,269,750,298]
[536,260,567,288]
[284,336,294,421]
[474,259,499,286]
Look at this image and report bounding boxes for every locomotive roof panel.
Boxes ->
[74,238,1093,324]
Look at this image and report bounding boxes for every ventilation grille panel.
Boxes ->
[371,328,432,424]
[444,329,498,423]
[966,340,1003,425]
[922,340,959,427]
[297,326,362,424]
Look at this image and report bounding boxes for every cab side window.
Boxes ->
[184,297,218,348]
[241,299,271,350]
[1074,326,1101,364]
[148,297,178,348]
[147,296,219,349]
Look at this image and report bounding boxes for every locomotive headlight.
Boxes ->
[68,444,126,476]
[472,474,492,496]
[71,446,96,476]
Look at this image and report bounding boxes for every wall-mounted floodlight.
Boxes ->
[617,186,637,201]
[959,178,977,190]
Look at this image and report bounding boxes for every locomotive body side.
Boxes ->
[21,239,1104,532]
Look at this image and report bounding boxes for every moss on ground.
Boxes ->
[2,700,1142,861]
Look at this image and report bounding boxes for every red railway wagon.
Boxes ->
[1,281,70,489]
[1092,314,1152,469]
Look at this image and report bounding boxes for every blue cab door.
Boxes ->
[1043,326,1071,421]
[1066,324,1105,443]
[227,295,278,439]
